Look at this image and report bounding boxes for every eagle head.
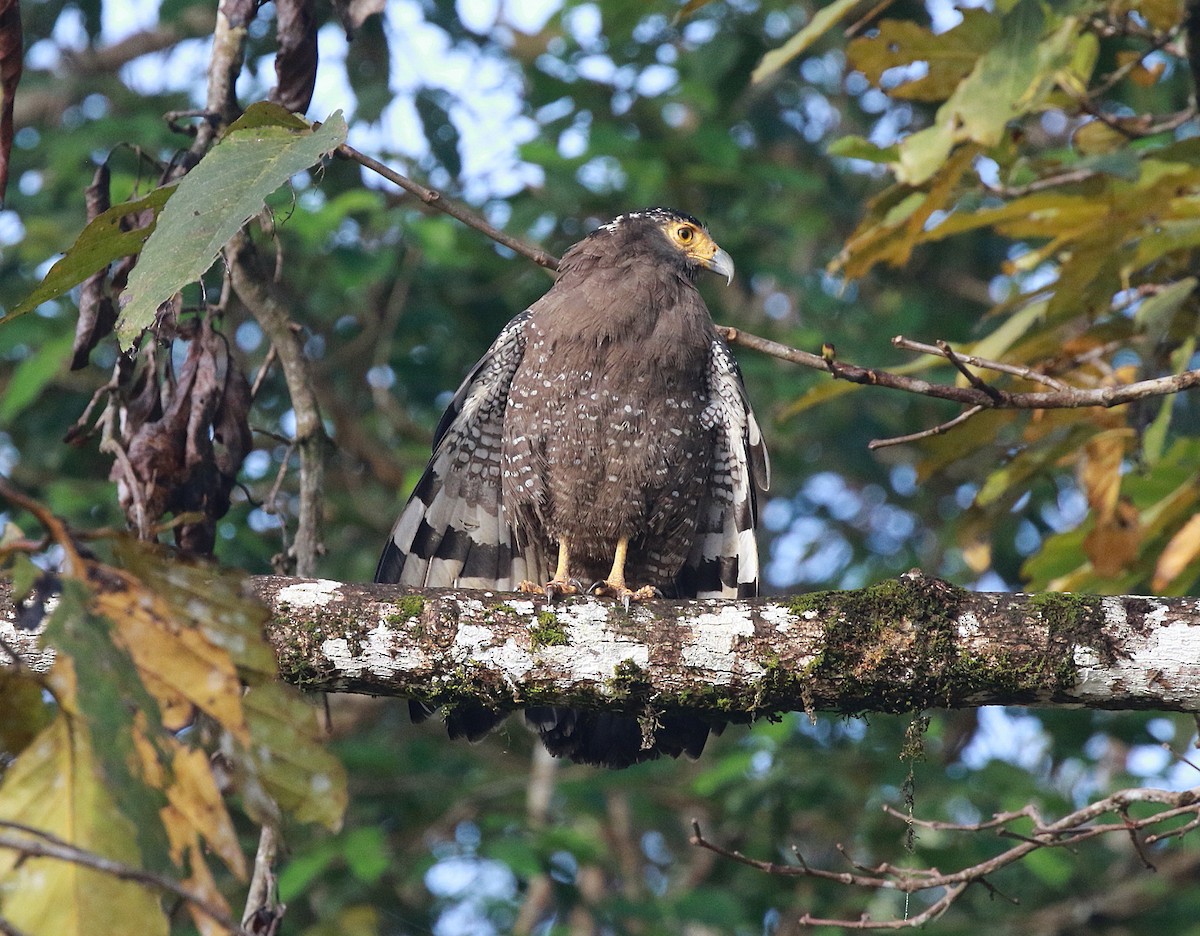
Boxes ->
[598,208,735,284]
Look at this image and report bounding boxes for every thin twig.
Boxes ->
[0,478,84,574]
[0,829,253,936]
[869,405,985,450]
[227,235,325,577]
[937,339,1002,400]
[892,336,1068,391]
[692,782,1200,930]
[335,143,560,272]
[241,826,283,930]
[717,327,1200,413]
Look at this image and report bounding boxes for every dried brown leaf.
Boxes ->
[271,0,318,113]
[72,164,119,370]
[1083,498,1141,578]
[0,0,23,208]
[1081,430,1131,523]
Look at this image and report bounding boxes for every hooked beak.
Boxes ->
[703,246,735,285]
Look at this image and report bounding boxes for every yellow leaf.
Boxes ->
[962,539,992,574]
[166,743,247,879]
[1153,512,1200,591]
[847,11,999,101]
[1081,430,1132,522]
[180,841,233,936]
[0,699,169,936]
[92,571,248,743]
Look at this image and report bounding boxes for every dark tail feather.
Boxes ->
[409,699,507,742]
[525,706,712,768]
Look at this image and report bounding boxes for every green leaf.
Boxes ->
[897,0,1053,185]
[826,135,899,163]
[0,327,75,422]
[751,0,863,84]
[238,682,348,831]
[1135,278,1196,344]
[115,106,349,345]
[3,186,176,322]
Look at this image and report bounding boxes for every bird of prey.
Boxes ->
[376,207,769,767]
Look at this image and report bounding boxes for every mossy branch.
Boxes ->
[6,571,1198,719]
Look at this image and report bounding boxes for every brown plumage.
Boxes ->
[376,208,769,768]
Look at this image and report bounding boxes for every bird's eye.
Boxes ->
[677,226,694,242]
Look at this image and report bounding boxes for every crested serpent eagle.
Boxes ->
[376,208,770,768]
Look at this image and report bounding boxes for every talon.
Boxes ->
[544,578,581,602]
[517,580,546,596]
[591,581,659,608]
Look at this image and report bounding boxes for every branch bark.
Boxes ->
[5,571,1199,718]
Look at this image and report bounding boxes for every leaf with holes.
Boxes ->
[116,105,347,345]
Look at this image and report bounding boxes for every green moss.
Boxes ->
[606,659,651,700]
[385,594,425,626]
[769,573,1085,715]
[530,610,569,649]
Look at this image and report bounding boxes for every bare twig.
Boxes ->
[227,235,325,577]
[241,826,283,932]
[691,782,1200,930]
[869,405,985,450]
[0,827,253,936]
[335,144,560,272]
[892,336,1068,391]
[937,339,1002,400]
[716,327,1200,414]
[0,477,84,574]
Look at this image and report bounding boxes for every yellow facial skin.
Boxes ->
[661,220,735,283]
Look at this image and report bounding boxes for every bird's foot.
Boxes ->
[518,578,582,602]
[590,581,660,611]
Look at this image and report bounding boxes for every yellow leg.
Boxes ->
[605,536,630,592]
[518,539,579,598]
[593,536,658,607]
[553,539,572,583]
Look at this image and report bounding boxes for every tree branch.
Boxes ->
[690,780,1200,930]
[324,147,1200,449]
[6,571,1199,719]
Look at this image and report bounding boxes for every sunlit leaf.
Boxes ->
[1152,512,1200,591]
[116,105,348,344]
[0,674,169,936]
[751,0,863,84]
[1081,430,1132,522]
[846,11,998,102]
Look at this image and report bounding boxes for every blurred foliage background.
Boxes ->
[2,0,1200,933]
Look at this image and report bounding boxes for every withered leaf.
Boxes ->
[271,0,318,114]
[72,164,119,370]
[332,0,385,37]
[0,0,23,208]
